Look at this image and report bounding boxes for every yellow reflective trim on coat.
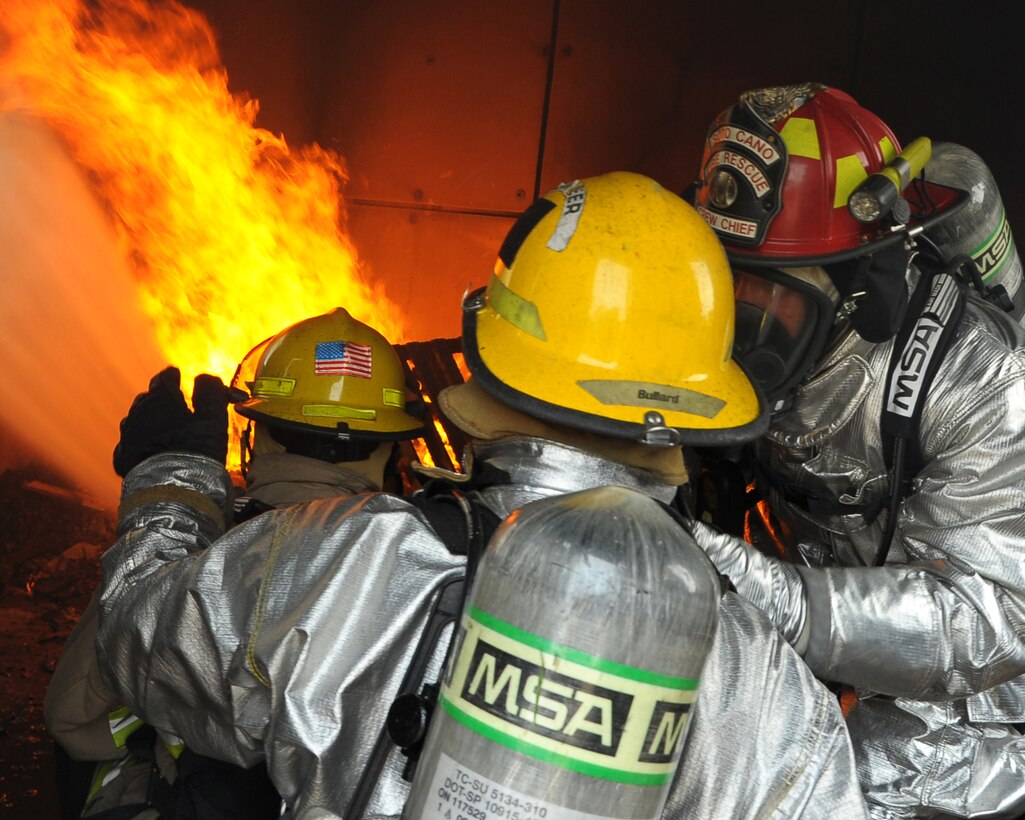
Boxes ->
[108,705,143,749]
[165,740,185,760]
[84,755,132,807]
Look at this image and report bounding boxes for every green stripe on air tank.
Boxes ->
[467,606,697,690]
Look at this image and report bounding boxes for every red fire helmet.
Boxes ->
[692,83,964,266]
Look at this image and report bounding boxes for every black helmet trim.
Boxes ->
[498,198,557,269]
[233,404,425,442]
[461,292,770,448]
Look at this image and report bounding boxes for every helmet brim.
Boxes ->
[724,182,970,268]
[462,292,770,448]
[234,401,426,442]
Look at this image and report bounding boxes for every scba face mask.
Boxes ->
[732,266,840,412]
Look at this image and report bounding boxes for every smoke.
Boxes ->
[0,107,165,508]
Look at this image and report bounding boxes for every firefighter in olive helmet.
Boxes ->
[686,83,1025,818]
[231,307,425,509]
[92,172,867,818]
[46,309,424,818]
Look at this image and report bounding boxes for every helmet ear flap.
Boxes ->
[403,372,427,421]
[841,244,913,343]
[239,420,254,479]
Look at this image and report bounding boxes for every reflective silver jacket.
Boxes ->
[754,294,1025,817]
[98,437,867,818]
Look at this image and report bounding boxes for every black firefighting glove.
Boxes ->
[112,366,230,477]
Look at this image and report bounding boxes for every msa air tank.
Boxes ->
[402,485,721,820]
[925,141,1024,321]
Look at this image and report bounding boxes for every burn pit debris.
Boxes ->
[0,464,114,819]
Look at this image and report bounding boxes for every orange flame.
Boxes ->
[745,496,789,558]
[452,351,470,382]
[424,392,459,468]
[0,0,409,487]
[0,0,405,391]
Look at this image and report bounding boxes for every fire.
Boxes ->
[745,496,789,558]
[452,351,470,382]
[0,0,409,483]
[423,392,460,468]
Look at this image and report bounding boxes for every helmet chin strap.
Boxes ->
[239,421,254,479]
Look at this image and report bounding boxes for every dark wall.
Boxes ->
[190,0,1021,341]
[855,2,1019,228]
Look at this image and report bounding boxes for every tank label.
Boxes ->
[438,606,699,785]
[418,752,658,820]
[973,211,1021,296]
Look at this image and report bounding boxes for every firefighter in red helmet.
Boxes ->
[687,82,1025,818]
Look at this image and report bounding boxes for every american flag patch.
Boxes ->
[314,340,373,378]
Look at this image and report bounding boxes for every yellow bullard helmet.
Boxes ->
[462,171,768,446]
[235,308,424,440]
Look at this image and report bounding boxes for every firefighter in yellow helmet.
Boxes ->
[450,171,766,448]
[91,172,868,818]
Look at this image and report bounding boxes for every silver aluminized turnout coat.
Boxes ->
[97,437,868,818]
[751,294,1025,818]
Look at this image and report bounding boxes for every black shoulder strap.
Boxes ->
[881,270,966,475]
[408,479,503,600]
[406,488,476,554]
[874,269,965,565]
[346,485,501,817]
